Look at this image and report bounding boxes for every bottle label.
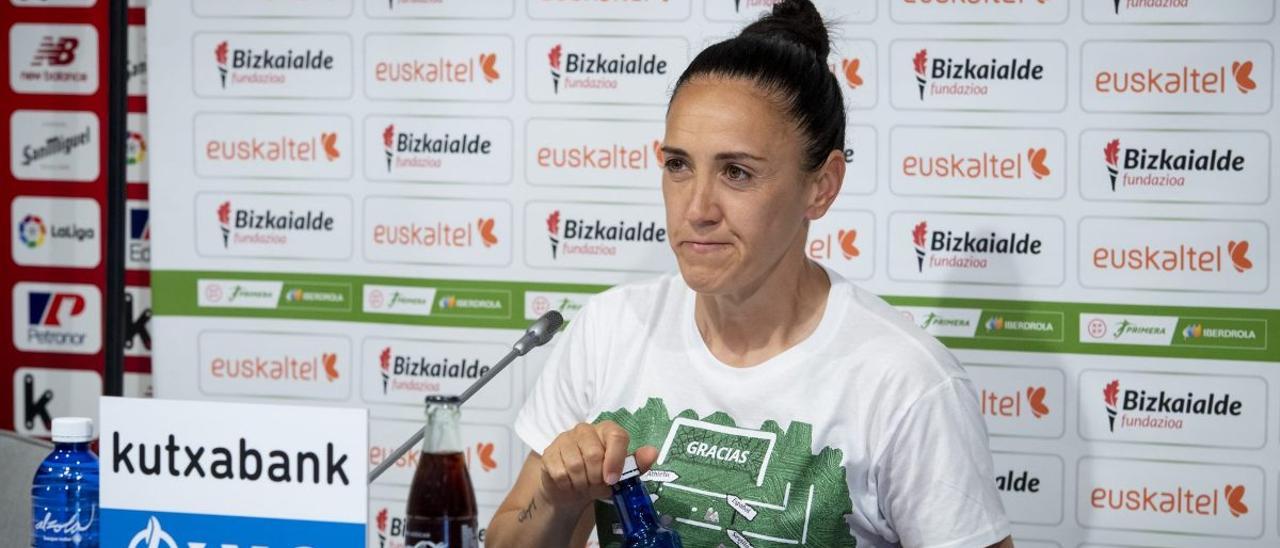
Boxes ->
[33,504,98,544]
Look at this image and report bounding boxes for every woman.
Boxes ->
[488,1,1012,546]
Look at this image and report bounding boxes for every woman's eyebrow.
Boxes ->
[714,151,766,162]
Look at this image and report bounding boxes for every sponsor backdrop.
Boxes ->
[142,1,1279,547]
[2,1,151,437]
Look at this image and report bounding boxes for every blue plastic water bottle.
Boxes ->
[31,417,99,547]
[611,455,683,548]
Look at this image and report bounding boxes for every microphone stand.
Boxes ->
[368,311,564,483]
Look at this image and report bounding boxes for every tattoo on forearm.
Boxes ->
[516,497,537,523]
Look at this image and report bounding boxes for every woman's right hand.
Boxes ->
[537,421,659,512]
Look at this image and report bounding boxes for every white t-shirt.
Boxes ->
[515,268,1010,548]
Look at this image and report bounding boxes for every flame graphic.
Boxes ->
[322,353,339,382]
[841,58,863,89]
[215,41,228,65]
[382,124,394,149]
[548,44,562,70]
[1231,61,1257,94]
[477,442,498,472]
[912,221,927,247]
[478,218,498,248]
[912,49,927,76]
[479,53,500,83]
[1227,240,1253,273]
[653,140,664,164]
[321,132,340,161]
[376,508,388,533]
[1103,380,1119,407]
[547,210,561,236]
[1104,139,1120,167]
[838,229,860,259]
[1027,386,1049,419]
[379,347,391,372]
[1027,148,1050,179]
[217,201,231,225]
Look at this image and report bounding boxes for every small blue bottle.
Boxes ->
[31,417,99,547]
[611,455,683,548]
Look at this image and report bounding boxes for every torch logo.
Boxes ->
[547,210,561,259]
[1104,139,1120,191]
[913,49,928,100]
[1103,379,1120,432]
[383,124,395,172]
[215,41,229,89]
[549,44,563,94]
[375,508,388,547]
[217,201,231,248]
[912,221,928,272]
[379,347,391,395]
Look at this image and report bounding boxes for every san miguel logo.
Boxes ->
[544,209,665,259]
[377,346,491,396]
[911,220,1043,272]
[381,122,493,172]
[213,39,336,88]
[1102,378,1242,433]
[912,47,1044,99]
[1102,138,1245,192]
[215,200,335,248]
[545,42,668,93]
[20,125,93,168]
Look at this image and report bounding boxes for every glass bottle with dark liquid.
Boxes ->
[405,395,479,548]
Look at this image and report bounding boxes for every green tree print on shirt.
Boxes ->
[594,398,857,547]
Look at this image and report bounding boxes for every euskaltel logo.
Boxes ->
[216,200,335,248]
[1027,386,1049,419]
[733,0,783,13]
[1101,378,1243,434]
[381,122,494,172]
[204,131,342,164]
[323,353,339,382]
[213,39,336,89]
[1090,482,1251,518]
[535,136,663,172]
[546,42,668,93]
[1094,58,1258,96]
[901,145,1052,181]
[1113,0,1219,17]
[545,209,666,260]
[911,219,1043,273]
[829,57,863,90]
[839,229,860,260]
[1103,137,1246,192]
[1091,239,1254,275]
[912,47,1044,100]
[378,345,492,396]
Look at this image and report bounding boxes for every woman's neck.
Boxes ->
[694,251,831,368]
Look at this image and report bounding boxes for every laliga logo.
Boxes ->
[126,131,147,166]
[18,214,47,249]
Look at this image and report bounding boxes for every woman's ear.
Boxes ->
[805,149,846,221]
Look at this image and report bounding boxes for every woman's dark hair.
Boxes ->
[671,0,845,171]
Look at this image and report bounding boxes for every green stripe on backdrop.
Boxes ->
[152,270,1279,363]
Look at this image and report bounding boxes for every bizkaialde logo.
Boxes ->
[198,193,351,260]
[371,116,511,184]
[194,33,351,98]
[528,36,687,104]
[366,34,511,101]
[11,196,100,268]
[529,202,674,271]
[11,110,99,182]
[364,197,511,266]
[526,119,663,188]
[195,113,351,179]
[1082,370,1266,449]
[892,127,1063,199]
[1081,218,1266,293]
[10,24,99,95]
[199,332,350,400]
[1090,0,1275,23]
[894,41,1065,111]
[1084,130,1268,203]
[13,282,102,354]
[898,213,1063,286]
[1083,41,1271,113]
[1079,458,1262,537]
[545,209,663,260]
[368,342,509,410]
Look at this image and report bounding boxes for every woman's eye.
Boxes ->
[665,158,688,172]
[725,164,750,182]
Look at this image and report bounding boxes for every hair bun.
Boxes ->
[740,0,831,60]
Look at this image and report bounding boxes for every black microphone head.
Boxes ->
[536,310,565,345]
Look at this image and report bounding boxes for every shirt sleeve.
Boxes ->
[513,299,601,455]
[874,376,1011,548]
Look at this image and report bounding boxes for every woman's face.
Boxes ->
[662,76,841,296]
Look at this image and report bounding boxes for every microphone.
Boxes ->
[368,310,566,483]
